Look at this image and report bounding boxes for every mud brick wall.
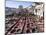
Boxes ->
[37,17,44,32]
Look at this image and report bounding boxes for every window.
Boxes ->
[35,9,37,12]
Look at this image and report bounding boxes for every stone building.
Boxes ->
[33,2,44,18]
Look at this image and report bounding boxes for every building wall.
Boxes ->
[34,4,44,17]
